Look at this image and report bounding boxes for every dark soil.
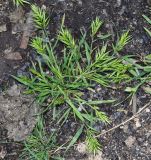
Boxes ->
[0,0,151,160]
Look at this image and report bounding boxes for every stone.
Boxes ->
[0,85,38,141]
[116,0,121,7]
[4,51,22,60]
[0,147,6,159]
[7,84,20,96]
[134,118,141,128]
[0,24,6,32]
[125,136,136,148]
[87,151,103,160]
[76,142,87,154]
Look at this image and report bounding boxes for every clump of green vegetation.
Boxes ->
[123,13,151,95]
[13,0,29,7]
[15,5,132,155]
[20,116,62,160]
[86,129,101,155]
[123,54,151,95]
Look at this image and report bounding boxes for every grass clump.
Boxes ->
[14,5,132,155]
[16,18,130,124]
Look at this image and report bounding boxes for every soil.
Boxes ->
[0,0,151,160]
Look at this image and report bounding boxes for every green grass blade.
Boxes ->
[143,14,151,25]
[87,99,115,105]
[144,27,151,37]
[66,125,84,151]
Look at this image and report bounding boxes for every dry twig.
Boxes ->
[95,102,151,138]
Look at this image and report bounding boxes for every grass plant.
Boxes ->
[15,5,132,155]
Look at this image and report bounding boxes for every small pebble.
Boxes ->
[117,0,121,7]
[76,142,87,154]
[4,52,22,60]
[0,24,7,32]
[134,118,141,128]
[125,136,136,148]
[145,108,150,113]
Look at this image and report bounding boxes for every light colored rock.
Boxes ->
[87,151,103,160]
[134,118,141,128]
[117,0,121,7]
[0,85,38,141]
[76,142,87,154]
[145,108,150,113]
[4,51,22,60]
[125,136,136,148]
[121,124,129,133]
[0,24,7,32]
[7,84,20,96]
[0,147,6,159]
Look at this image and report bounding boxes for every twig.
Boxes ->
[95,102,151,138]
[51,139,70,154]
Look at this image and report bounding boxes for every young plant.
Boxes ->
[31,5,49,30]
[113,30,131,53]
[14,15,131,154]
[20,116,60,160]
[86,129,101,155]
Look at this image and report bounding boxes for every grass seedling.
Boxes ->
[86,129,101,155]
[113,30,131,53]
[20,116,60,160]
